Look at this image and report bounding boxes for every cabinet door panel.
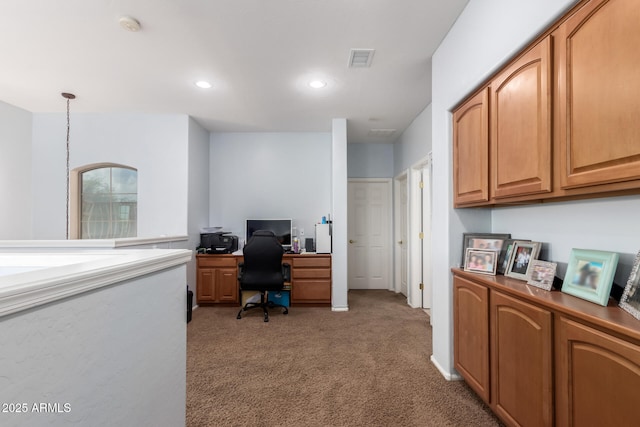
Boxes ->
[453,88,489,206]
[453,276,490,402]
[557,0,640,188]
[217,268,238,302]
[491,291,553,427]
[556,317,640,427]
[491,36,552,199]
[197,269,215,302]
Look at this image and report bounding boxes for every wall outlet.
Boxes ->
[300,228,304,236]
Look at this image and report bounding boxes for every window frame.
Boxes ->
[70,163,138,239]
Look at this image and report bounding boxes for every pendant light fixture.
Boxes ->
[62,92,76,239]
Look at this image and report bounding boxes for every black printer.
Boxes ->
[200,232,239,254]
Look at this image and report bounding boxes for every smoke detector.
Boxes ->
[119,16,142,32]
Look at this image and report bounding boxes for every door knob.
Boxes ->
[349,240,355,244]
[398,240,403,245]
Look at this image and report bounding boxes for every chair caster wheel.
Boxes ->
[283,309,289,315]
[237,314,242,320]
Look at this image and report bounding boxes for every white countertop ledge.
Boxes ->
[0,249,192,318]
[0,235,189,249]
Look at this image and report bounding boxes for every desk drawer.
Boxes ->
[292,256,331,268]
[197,256,238,268]
[292,280,331,302]
[293,268,331,279]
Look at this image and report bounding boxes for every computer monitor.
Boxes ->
[246,219,292,249]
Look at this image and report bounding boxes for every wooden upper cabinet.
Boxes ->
[556,0,640,189]
[491,36,552,199]
[453,88,489,207]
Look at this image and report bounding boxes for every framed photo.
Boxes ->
[562,249,619,306]
[527,260,557,291]
[498,239,531,275]
[619,250,640,320]
[464,248,499,276]
[505,241,542,280]
[461,233,511,266]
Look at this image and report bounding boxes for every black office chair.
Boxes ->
[237,230,291,322]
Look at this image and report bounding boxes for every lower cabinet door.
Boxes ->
[556,317,640,427]
[453,276,490,402]
[491,291,553,427]
[197,269,215,302]
[216,268,238,303]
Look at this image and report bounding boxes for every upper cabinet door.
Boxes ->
[491,36,552,199]
[453,87,489,207]
[557,0,640,189]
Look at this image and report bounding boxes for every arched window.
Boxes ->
[71,164,137,239]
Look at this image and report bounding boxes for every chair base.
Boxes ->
[236,291,288,322]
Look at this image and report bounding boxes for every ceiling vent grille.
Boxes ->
[348,49,375,68]
[368,129,397,138]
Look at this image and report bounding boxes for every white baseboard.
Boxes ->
[430,355,462,381]
[331,306,349,312]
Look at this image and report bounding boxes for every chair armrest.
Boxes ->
[237,262,244,280]
[282,263,291,282]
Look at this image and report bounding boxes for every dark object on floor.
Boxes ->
[187,287,193,323]
[237,230,291,322]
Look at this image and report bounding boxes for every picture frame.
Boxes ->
[497,239,531,275]
[527,260,557,291]
[464,248,499,276]
[562,249,619,306]
[505,241,542,281]
[461,233,511,267]
[619,250,640,320]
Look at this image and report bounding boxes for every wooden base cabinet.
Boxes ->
[491,292,553,427]
[556,317,640,427]
[196,256,239,304]
[453,269,640,427]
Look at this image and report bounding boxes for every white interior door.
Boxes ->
[348,180,392,290]
[399,177,408,296]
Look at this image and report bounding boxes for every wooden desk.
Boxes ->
[196,253,331,306]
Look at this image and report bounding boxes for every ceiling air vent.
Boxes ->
[348,49,375,68]
[368,129,397,138]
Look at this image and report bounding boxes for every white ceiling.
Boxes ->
[0,0,468,143]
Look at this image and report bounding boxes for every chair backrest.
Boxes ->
[240,230,285,290]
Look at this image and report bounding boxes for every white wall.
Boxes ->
[186,118,210,293]
[0,266,187,427]
[31,113,190,239]
[347,143,394,178]
[0,101,32,239]
[393,104,432,176]
[332,119,349,310]
[209,132,331,242]
[430,0,580,378]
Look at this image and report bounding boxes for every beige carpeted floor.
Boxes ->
[187,290,502,427]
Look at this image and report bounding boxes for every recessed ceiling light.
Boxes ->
[309,80,327,89]
[195,81,212,89]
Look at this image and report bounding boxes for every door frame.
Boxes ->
[347,178,394,291]
[393,171,409,295]
[409,155,432,309]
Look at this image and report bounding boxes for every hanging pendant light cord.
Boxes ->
[62,92,75,240]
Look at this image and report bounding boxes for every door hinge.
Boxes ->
[419,181,424,189]
[419,283,424,290]
[419,232,424,240]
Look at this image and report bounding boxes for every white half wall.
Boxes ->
[332,119,348,310]
[208,132,331,242]
[31,113,190,239]
[0,101,32,239]
[430,0,580,378]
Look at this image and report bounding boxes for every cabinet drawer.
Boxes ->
[292,256,331,268]
[197,256,237,268]
[291,280,331,302]
[293,268,331,279]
